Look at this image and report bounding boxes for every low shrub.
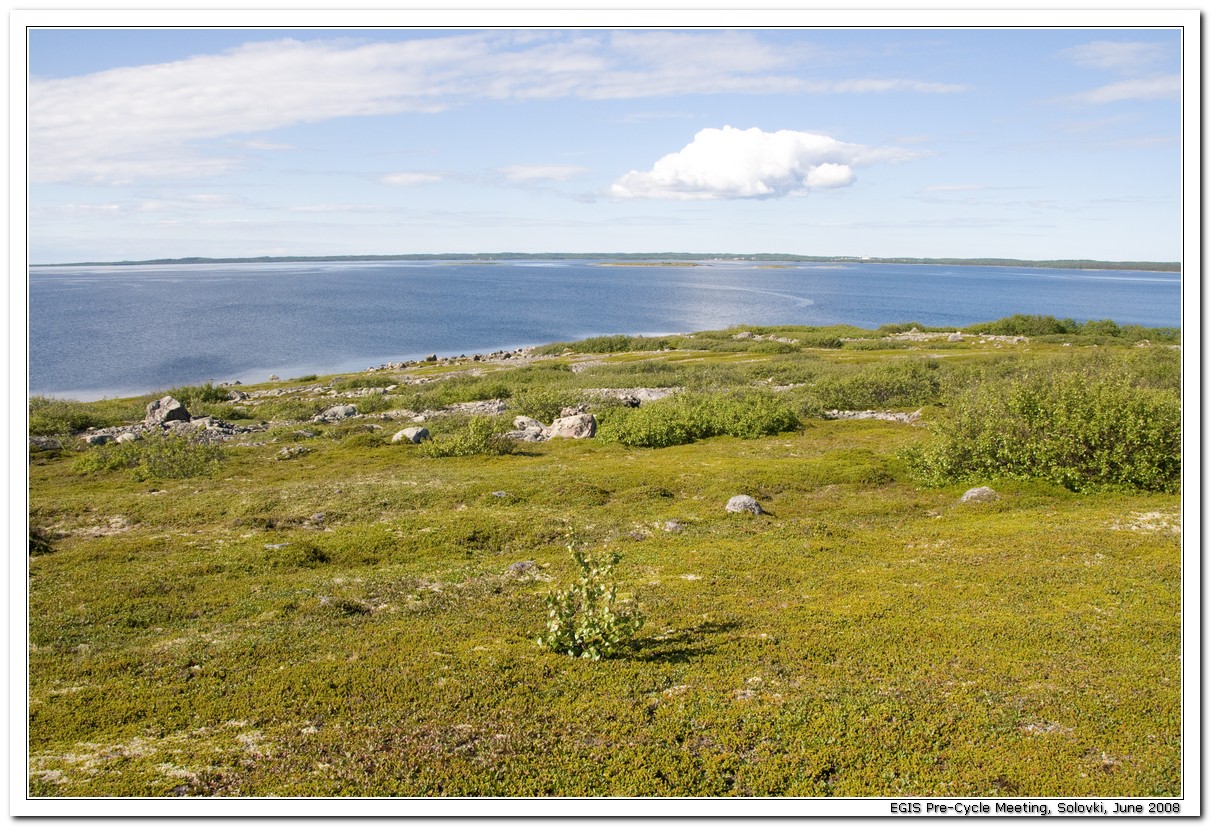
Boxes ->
[28,396,130,436]
[963,314,1080,337]
[598,391,799,448]
[72,433,226,481]
[417,417,517,458]
[906,363,1180,492]
[332,374,396,391]
[165,382,230,406]
[511,387,586,423]
[537,542,644,660]
[811,359,942,410]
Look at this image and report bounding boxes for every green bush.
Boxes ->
[598,391,799,448]
[811,359,941,410]
[72,433,226,481]
[963,315,1079,337]
[28,397,110,436]
[165,382,230,406]
[511,387,586,423]
[417,417,517,458]
[906,364,1180,492]
[537,542,644,660]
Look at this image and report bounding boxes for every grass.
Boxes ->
[25,320,1183,798]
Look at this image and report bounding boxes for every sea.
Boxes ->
[27,259,1183,401]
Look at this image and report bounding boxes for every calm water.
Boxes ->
[28,260,1182,400]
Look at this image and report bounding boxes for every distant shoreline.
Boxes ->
[29,253,1182,273]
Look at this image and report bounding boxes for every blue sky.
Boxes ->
[25,25,1186,263]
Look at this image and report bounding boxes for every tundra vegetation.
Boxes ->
[27,316,1182,797]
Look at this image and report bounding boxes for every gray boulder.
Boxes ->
[543,413,597,439]
[144,395,190,425]
[315,404,357,421]
[81,433,114,446]
[960,486,998,504]
[392,426,430,444]
[513,415,545,431]
[115,432,141,444]
[725,495,764,515]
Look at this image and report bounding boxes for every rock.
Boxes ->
[732,331,753,340]
[276,445,312,461]
[268,374,280,381]
[425,354,438,362]
[503,429,547,442]
[392,426,430,444]
[960,486,998,504]
[506,561,537,577]
[725,495,764,515]
[144,395,190,425]
[115,432,141,444]
[663,520,685,533]
[447,399,509,416]
[316,404,357,421]
[513,415,545,431]
[948,332,964,342]
[543,413,597,439]
[81,433,113,446]
[559,404,588,417]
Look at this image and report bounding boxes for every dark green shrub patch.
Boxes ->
[598,391,800,448]
[810,359,942,411]
[907,362,1180,492]
[72,433,226,480]
[418,416,518,457]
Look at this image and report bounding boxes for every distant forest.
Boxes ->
[34,252,1181,273]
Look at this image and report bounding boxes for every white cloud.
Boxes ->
[498,164,588,182]
[1062,41,1169,74]
[28,31,967,186]
[1069,75,1181,104]
[610,126,919,200]
[381,172,443,187]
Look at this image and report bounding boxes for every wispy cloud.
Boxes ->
[1067,75,1180,104]
[29,31,967,186]
[381,172,443,187]
[611,125,922,200]
[1061,40,1169,74]
[498,164,588,182]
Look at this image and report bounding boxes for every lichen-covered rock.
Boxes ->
[543,413,597,439]
[512,415,545,431]
[725,495,764,515]
[144,395,190,425]
[392,426,430,444]
[960,486,998,504]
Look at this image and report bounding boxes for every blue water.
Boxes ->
[27,259,1182,400]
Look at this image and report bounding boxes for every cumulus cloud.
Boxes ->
[610,126,918,200]
[28,31,966,185]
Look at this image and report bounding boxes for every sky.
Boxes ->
[23,23,1187,263]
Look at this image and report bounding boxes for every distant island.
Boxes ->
[31,252,1181,273]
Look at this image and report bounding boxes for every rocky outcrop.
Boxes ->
[824,409,923,425]
[314,404,357,422]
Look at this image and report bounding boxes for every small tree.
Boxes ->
[538,542,644,660]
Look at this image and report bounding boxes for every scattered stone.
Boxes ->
[447,399,509,416]
[732,331,754,340]
[392,426,430,444]
[948,332,964,342]
[543,413,597,439]
[824,409,923,425]
[663,520,685,533]
[506,561,537,577]
[115,432,141,443]
[959,486,998,504]
[144,395,191,425]
[81,433,114,446]
[491,491,508,498]
[268,374,280,381]
[513,415,545,431]
[314,404,357,422]
[725,495,764,515]
[276,446,312,461]
[559,404,588,417]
